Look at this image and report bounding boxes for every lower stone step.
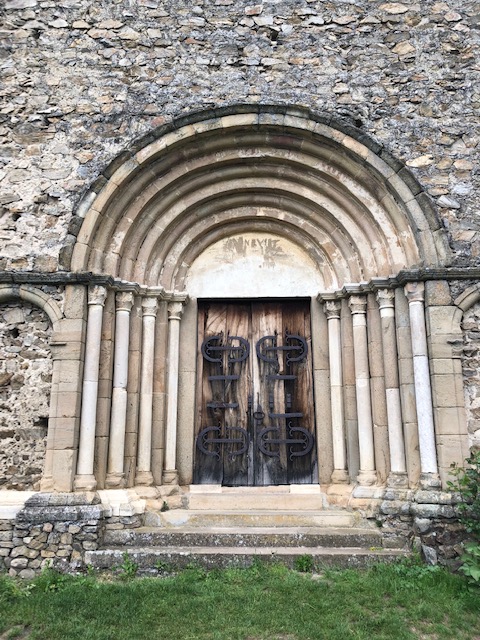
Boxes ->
[145,509,360,529]
[85,546,410,573]
[103,526,397,550]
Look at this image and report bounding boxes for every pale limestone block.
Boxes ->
[436,434,470,487]
[52,449,77,492]
[56,391,82,419]
[49,341,84,361]
[399,383,417,423]
[314,368,333,484]
[50,417,78,449]
[430,358,455,376]
[427,334,460,359]
[373,422,390,483]
[71,242,89,271]
[426,306,461,336]
[312,299,329,370]
[152,391,166,450]
[404,422,421,487]
[97,378,113,400]
[434,407,467,436]
[94,436,109,489]
[425,281,452,307]
[346,417,359,481]
[177,369,196,485]
[431,373,464,408]
[95,396,111,438]
[126,393,140,434]
[64,284,87,319]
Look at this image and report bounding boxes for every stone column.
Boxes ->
[349,295,376,486]
[325,301,348,483]
[404,282,440,488]
[163,301,184,486]
[105,291,134,488]
[377,289,408,487]
[74,285,107,491]
[135,297,158,487]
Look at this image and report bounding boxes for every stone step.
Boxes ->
[103,526,395,549]
[145,509,360,529]
[85,546,410,573]
[186,490,328,511]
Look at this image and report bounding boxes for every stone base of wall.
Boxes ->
[0,492,145,577]
[379,489,468,567]
[0,489,471,576]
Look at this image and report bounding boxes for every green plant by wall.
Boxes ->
[448,450,480,585]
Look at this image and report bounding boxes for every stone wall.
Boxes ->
[0,0,479,271]
[461,302,480,450]
[0,302,53,490]
[0,493,143,577]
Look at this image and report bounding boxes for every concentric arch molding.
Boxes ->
[69,104,450,291]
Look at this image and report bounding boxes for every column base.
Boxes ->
[419,472,441,490]
[162,469,179,486]
[356,469,377,486]
[330,469,349,484]
[387,472,408,488]
[105,472,126,489]
[73,474,97,492]
[135,470,154,486]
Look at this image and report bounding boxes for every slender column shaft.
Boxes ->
[106,291,134,488]
[377,289,407,484]
[74,285,107,491]
[135,297,158,486]
[349,295,376,486]
[163,301,184,485]
[325,301,348,483]
[404,283,439,482]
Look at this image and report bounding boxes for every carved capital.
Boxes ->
[142,296,159,318]
[376,288,395,311]
[87,285,107,307]
[324,300,342,320]
[115,291,134,313]
[404,282,425,304]
[167,301,184,321]
[348,294,367,315]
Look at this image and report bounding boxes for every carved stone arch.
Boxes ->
[0,284,63,331]
[69,104,450,289]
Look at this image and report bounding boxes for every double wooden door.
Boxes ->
[194,301,317,486]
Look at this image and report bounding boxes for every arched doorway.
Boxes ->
[67,105,455,494]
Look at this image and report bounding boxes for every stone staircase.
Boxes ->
[85,486,411,574]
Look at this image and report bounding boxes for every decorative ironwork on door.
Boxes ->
[194,301,317,486]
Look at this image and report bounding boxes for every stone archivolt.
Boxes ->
[70,108,448,291]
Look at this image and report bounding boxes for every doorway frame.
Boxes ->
[176,296,333,486]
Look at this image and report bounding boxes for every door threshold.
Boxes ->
[188,484,322,494]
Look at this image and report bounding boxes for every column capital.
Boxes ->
[324,300,342,320]
[376,288,395,311]
[167,301,184,321]
[348,294,367,315]
[142,296,159,317]
[88,285,107,306]
[116,291,134,313]
[404,281,425,303]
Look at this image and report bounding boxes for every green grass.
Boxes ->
[0,560,479,640]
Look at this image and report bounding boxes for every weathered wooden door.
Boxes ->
[194,300,317,486]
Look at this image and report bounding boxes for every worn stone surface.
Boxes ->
[0,0,478,270]
[461,302,480,449]
[0,302,52,490]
